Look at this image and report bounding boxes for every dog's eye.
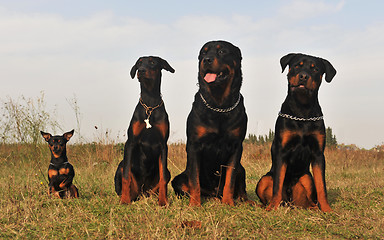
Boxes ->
[201,47,208,55]
[150,61,155,65]
[218,49,226,55]
[311,64,318,72]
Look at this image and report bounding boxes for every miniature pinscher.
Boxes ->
[41,129,79,198]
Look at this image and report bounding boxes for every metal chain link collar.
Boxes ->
[50,161,69,167]
[139,97,164,116]
[278,111,323,121]
[139,97,164,128]
[199,92,241,113]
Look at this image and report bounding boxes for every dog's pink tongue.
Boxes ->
[204,73,217,83]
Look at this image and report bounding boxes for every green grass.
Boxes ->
[1,143,384,239]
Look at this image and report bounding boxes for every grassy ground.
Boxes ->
[1,142,383,239]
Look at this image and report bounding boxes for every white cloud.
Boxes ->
[279,0,345,19]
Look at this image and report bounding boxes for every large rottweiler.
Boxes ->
[256,53,336,212]
[171,40,249,206]
[114,56,174,206]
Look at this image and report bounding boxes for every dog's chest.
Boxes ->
[199,133,239,160]
[280,128,324,151]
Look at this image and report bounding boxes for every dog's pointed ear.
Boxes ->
[40,131,52,142]
[280,53,297,73]
[160,58,175,73]
[63,129,74,141]
[130,59,139,79]
[322,59,337,83]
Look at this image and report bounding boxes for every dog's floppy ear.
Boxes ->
[130,58,140,79]
[63,129,74,141]
[321,58,337,83]
[40,131,52,142]
[280,53,298,73]
[232,45,242,61]
[160,58,175,73]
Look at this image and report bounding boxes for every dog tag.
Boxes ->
[144,118,152,129]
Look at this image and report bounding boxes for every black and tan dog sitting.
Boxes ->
[171,40,249,206]
[114,56,174,206]
[256,53,336,212]
[41,130,78,198]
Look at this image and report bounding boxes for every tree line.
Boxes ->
[245,127,338,148]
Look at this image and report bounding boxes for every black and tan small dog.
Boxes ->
[256,53,336,212]
[114,56,174,206]
[41,129,78,198]
[171,40,249,206]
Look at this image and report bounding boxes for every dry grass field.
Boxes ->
[1,142,383,239]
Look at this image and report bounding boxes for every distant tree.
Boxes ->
[246,134,257,144]
[245,130,275,145]
[326,127,337,147]
[259,136,265,145]
[268,129,275,142]
[246,128,337,147]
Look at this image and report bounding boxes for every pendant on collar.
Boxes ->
[139,97,163,129]
[144,118,152,129]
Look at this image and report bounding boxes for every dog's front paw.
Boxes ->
[120,195,132,205]
[222,197,235,206]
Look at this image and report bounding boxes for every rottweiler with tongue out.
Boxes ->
[171,40,249,206]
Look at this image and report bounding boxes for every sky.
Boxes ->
[0,0,383,148]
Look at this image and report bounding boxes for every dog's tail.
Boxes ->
[114,160,124,196]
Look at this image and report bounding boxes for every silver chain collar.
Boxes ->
[199,92,241,113]
[50,161,69,167]
[278,111,323,121]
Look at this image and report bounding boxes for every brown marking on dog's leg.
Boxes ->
[189,187,201,206]
[312,131,325,150]
[158,156,168,206]
[59,178,68,189]
[222,166,235,206]
[312,165,332,212]
[69,184,79,198]
[256,175,273,206]
[189,172,201,207]
[297,174,317,208]
[291,180,316,208]
[120,170,138,204]
[266,163,287,211]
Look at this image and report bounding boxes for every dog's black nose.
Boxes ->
[203,57,213,65]
[299,73,309,81]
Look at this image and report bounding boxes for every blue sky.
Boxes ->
[0,0,383,148]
